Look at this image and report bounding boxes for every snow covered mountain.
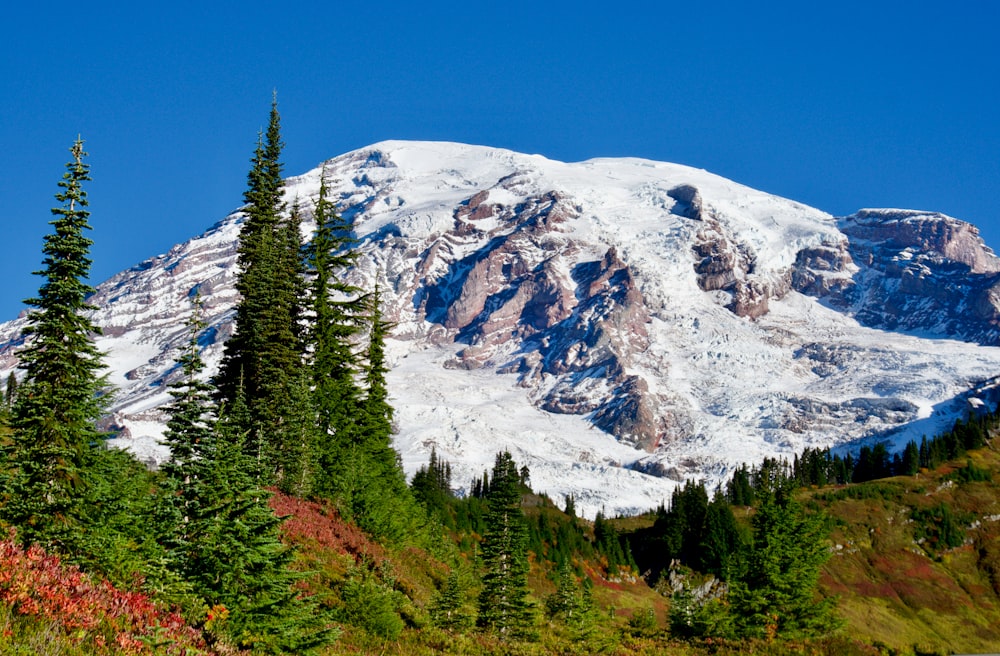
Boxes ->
[3,141,1000,517]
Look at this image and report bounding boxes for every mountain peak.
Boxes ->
[3,142,1000,517]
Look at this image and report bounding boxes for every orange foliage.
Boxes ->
[0,529,207,654]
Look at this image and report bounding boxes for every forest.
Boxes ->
[1,101,1000,655]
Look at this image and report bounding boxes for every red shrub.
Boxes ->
[269,491,386,564]
[0,529,207,654]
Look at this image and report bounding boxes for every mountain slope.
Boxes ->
[3,140,1000,517]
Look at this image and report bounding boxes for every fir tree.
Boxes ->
[545,559,581,621]
[157,296,217,555]
[214,97,311,490]
[728,488,839,640]
[1,138,106,551]
[412,446,454,512]
[186,408,333,653]
[305,169,364,497]
[430,569,471,630]
[344,279,418,537]
[698,492,742,578]
[361,280,393,442]
[4,372,17,410]
[477,450,535,637]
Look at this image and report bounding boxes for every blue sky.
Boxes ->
[2,1,998,319]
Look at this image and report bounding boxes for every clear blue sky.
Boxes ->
[2,1,998,320]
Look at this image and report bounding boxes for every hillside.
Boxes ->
[816,446,1000,653]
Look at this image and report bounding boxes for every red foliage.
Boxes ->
[269,491,386,564]
[0,530,207,654]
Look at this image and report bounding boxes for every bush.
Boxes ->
[335,571,405,639]
[0,530,206,654]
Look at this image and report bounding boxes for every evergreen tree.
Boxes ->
[214,98,311,490]
[412,446,454,512]
[361,280,393,442]
[477,450,535,637]
[0,138,106,551]
[593,510,633,575]
[186,411,333,653]
[698,492,742,578]
[545,559,582,621]
[729,488,839,640]
[305,169,364,497]
[902,440,920,476]
[430,569,471,630]
[157,296,218,556]
[545,559,599,642]
[4,372,17,411]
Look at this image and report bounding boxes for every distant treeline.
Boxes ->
[726,406,997,506]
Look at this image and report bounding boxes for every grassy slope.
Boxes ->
[7,445,1000,654]
[813,444,1000,654]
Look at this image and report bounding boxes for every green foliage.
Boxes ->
[156,297,218,560]
[412,447,454,513]
[0,138,107,553]
[625,607,660,638]
[543,559,600,643]
[306,168,365,497]
[3,373,16,412]
[947,459,991,484]
[636,482,740,581]
[215,98,315,491]
[816,481,905,504]
[477,451,536,638]
[728,491,839,640]
[430,570,471,631]
[912,502,967,554]
[185,426,333,653]
[669,587,734,640]
[336,566,407,640]
[593,510,635,576]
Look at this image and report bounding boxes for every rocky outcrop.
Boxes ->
[692,214,794,319]
[799,209,1000,345]
[845,209,1000,274]
[416,183,663,448]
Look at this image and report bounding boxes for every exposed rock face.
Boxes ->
[691,213,794,320]
[807,209,1000,345]
[410,182,661,447]
[690,204,1000,347]
[2,141,1000,516]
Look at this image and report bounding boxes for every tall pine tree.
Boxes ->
[214,97,311,489]
[477,450,535,637]
[0,138,106,551]
[157,295,217,555]
[729,487,839,639]
[186,415,333,653]
[305,169,365,498]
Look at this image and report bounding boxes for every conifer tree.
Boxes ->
[346,279,415,535]
[186,401,333,653]
[157,296,217,555]
[698,492,742,578]
[0,138,106,550]
[4,372,17,411]
[430,570,471,630]
[729,487,839,639]
[215,97,311,489]
[305,169,364,496]
[477,450,535,637]
[361,280,393,442]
